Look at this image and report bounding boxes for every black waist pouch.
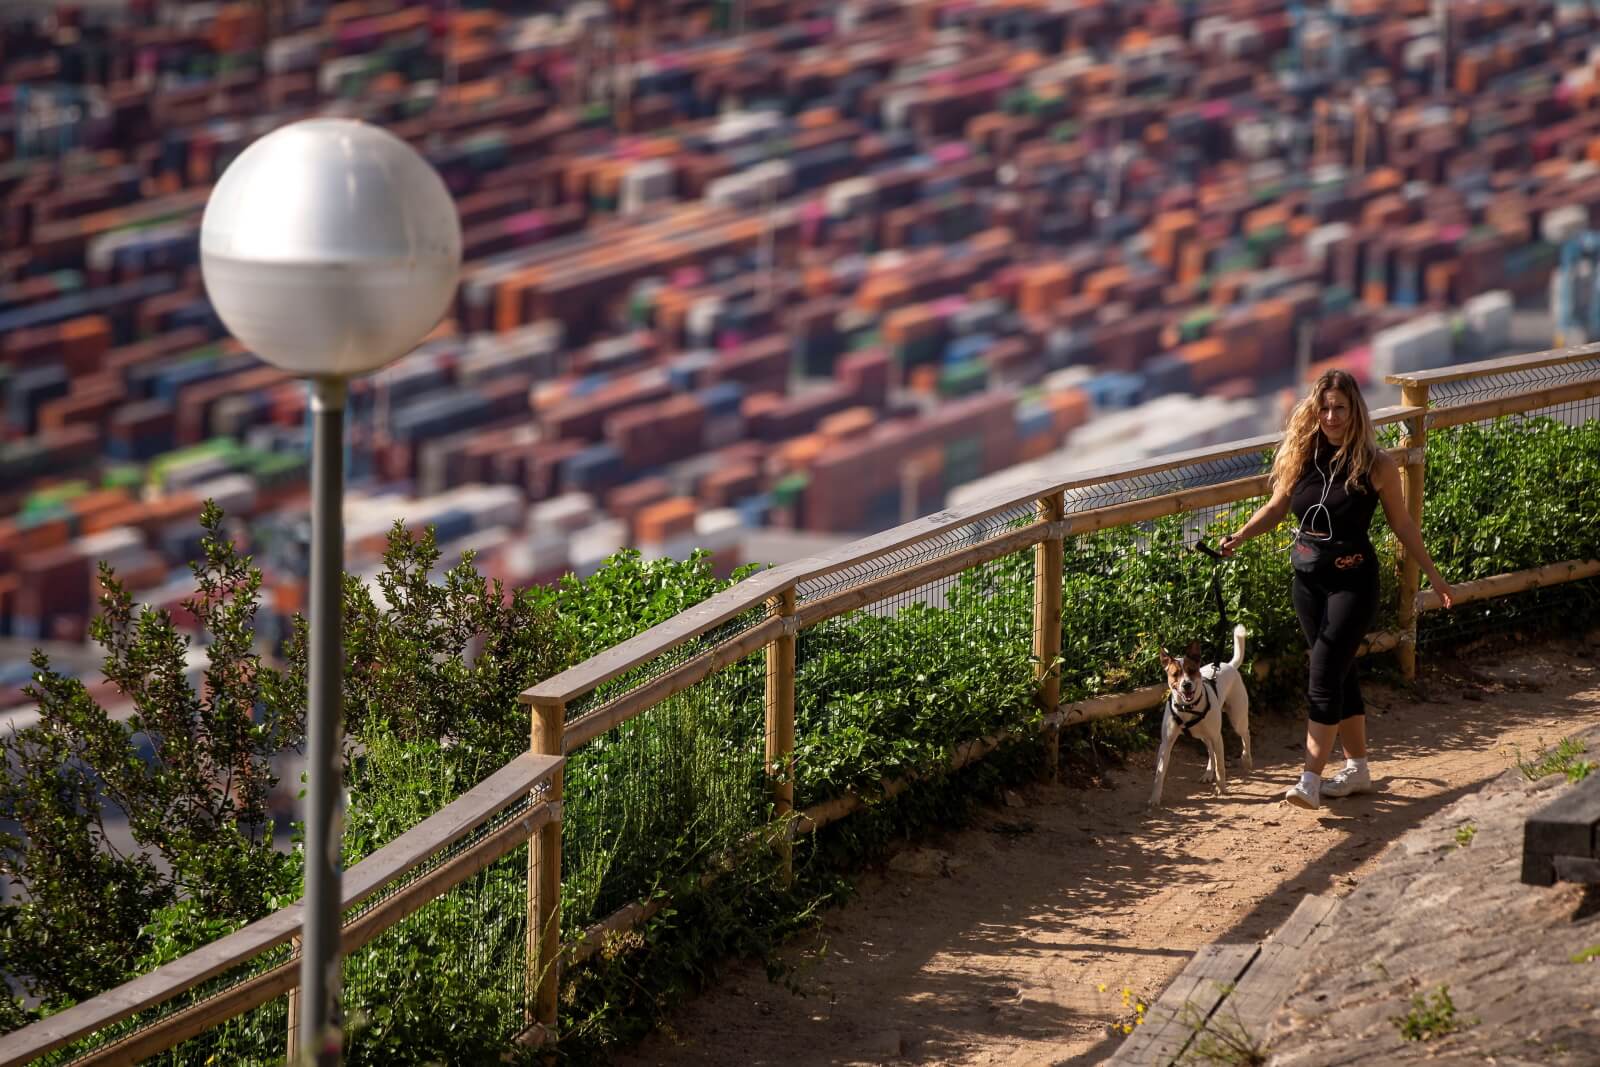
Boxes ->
[1291,535,1370,575]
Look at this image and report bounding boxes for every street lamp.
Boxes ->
[200,117,461,1066]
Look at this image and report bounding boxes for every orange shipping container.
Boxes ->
[797,106,840,129]
[1046,387,1091,434]
[907,365,940,395]
[1179,338,1256,388]
[856,271,914,314]
[68,488,133,523]
[1016,263,1070,316]
[1017,432,1056,463]
[0,517,70,557]
[634,498,698,543]
[1244,202,1291,235]
[883,305,940,345]
[818,407,876,441]
[1083,265,1131,304]
[775,433,828,472]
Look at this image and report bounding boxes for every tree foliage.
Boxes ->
[1,502,300,1013]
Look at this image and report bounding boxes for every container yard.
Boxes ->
[0,0,1589,712]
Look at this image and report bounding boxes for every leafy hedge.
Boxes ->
[4,413,1597,1065]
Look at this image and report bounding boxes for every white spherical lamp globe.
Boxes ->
[200,118,462,378]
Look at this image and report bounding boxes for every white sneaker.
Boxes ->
[1322,764,1373,798]
[1284,779,1321,809]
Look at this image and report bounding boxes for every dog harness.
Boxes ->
[1168,676,1220,734]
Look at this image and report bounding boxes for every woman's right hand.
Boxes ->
[1218,533,1240,558]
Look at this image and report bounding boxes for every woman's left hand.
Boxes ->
[1432,576,1455,610]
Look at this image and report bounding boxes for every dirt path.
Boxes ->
[611,640,1600,1066]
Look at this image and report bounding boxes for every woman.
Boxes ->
[1218,370,1454,809]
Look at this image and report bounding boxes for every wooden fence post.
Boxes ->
[765,586,797,883]
[528,700,564,1033]
[284,939,299,1055]
[1035,492,1065,781]
[1397,383,1429,680]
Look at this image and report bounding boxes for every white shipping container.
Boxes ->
[693,508,745,554]
[638,531,707,563]
[621,159,675,216]
[569,519,628,578]
[530,493,597,536]
[1463,291,1512,357]
[1306,222,1352,263]
[825,177,877,219]
[77,527,147,574]
[443,485,525,532]
[1542,204,1589,246]
[188,474,257,518]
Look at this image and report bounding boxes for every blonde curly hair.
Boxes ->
[1269,369,1378,499]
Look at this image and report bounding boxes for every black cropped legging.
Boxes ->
[1291,558,1380,727]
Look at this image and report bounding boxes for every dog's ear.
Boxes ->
[1184,640,1202,662]
[1159,647,1172,666]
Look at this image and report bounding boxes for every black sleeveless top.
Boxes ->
[1289,435,1379,546]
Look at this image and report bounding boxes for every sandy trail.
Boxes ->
[610,641,1600,1066]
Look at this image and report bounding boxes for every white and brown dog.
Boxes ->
[1149,624,1252,808]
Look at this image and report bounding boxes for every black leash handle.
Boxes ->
[1193,540,1225,562]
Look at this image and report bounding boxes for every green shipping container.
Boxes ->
[23,481,90,514]
[102,465,144,493]
[943,436,984,490]
[939,361,987,399]
[770,472,809,508]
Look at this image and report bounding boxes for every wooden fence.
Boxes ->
[2,343,1597,1065]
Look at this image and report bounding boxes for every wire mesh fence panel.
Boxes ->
[342,840,531,1066]
[561,646,768,931]
[1418,576,1600,651]
[793,541,1039,811]
[793,501,1041,605]
[564,597,775,725]
[1423,408,1600,589]
[1426,356,1600,409]
[1060,451,1272,516]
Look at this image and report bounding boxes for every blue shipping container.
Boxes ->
[7,363,69,435]
[697,381,745,418]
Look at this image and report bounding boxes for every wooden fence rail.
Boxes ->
[3,346,1597,1065]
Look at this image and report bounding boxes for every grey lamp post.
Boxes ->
[199,118,461,1066]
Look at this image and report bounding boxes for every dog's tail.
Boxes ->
[1228,623,1247,670]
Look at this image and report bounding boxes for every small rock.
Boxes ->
[865,1030,904,1059]
[887,848,968,877]
[1003,789,1027,809]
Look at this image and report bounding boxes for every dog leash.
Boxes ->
[1192,540,1232,669]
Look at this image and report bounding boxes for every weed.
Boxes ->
[1571,945,1600,965]
[1176,990,1270,1066]
[1391,985,1472,1042]
[1454,823,1477,848]
[1514,737,1592,783]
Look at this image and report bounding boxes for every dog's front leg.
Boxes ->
[1149,716,1179,809]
